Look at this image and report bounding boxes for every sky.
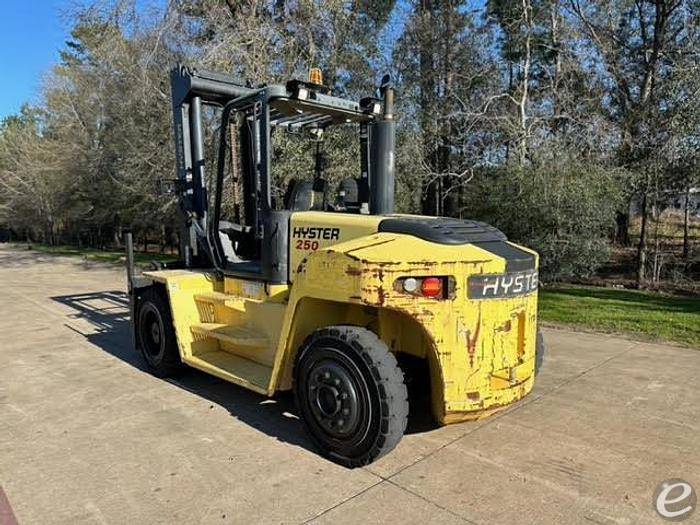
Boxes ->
[0,0,70,119]
[0,0,482,121]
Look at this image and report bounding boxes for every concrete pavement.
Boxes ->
[0,245,697,524]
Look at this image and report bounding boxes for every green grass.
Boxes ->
[16,243,178,267]
[540,285,700,348]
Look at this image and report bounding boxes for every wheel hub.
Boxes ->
[307,360,360,437]
[140,307,164,359]
[150,322,161,345]
[316,385,341,417]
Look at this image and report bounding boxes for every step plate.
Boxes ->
[185,351,271,394]
[191,323,269,348]
[193,292,261,312]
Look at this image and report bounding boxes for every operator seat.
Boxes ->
[284,179,329,211]
[284,179,313,211]
[337,178,360,212]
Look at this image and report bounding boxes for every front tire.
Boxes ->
[293,326,408,468]
[136,287,183,378]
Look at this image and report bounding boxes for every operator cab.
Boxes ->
[170,65,395,281]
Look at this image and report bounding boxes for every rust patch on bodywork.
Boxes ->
[295,257,308,275]
[345,266,362,276]
[465,309,482,368]
[376,267,386,305]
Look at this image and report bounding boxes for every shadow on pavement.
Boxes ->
[51,290,438,458]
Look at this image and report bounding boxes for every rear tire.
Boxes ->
[293,326,408,468]
[136,288,183,378]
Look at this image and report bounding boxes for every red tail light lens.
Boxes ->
[396,276,452,299]
[421,277,443,298]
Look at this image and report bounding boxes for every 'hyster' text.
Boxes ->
[292,227,340,240]
[468,270,538,299]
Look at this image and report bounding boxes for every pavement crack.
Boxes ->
[384,479,479,525]
[298,478,385,524]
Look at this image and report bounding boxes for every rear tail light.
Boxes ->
[395,276,451,299]
[421,277,442,298]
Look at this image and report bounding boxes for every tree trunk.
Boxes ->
[418,1,438,217]
[422,175,439,216]
[652,201,661,283]
[682,185,691,258]
[440,6,457,218]
[615,209,630,246]
[160,224,166,253]
[516,0,533,166]
[636,192,649,287]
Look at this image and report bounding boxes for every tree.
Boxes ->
[568,0,700,285]
[396,1,494,217]
[0,106,67,244]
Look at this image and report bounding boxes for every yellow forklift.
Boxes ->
[126,65,544,467]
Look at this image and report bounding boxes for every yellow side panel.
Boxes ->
[142,271,287,394]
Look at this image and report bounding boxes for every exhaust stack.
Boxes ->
[370,75,395,215]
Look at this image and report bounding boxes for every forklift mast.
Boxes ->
[170,65,256,267]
